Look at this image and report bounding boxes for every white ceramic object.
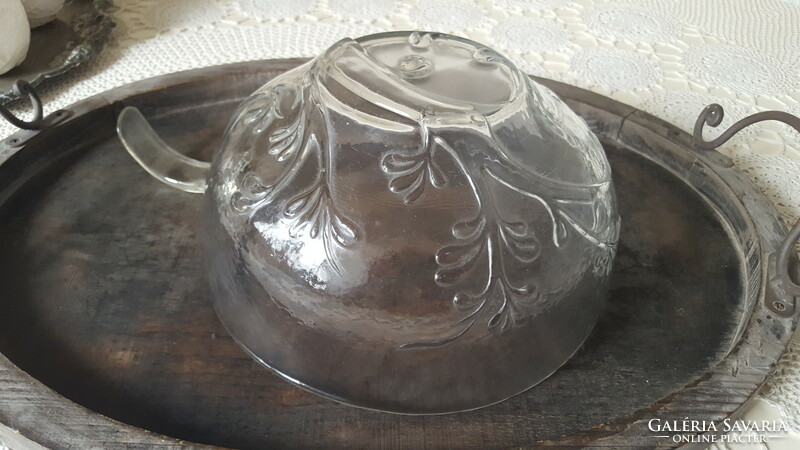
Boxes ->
[0,0,30,75]
[21,0,64,28]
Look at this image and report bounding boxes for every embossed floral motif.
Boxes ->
[532,80,605,162]
[229,84,306,212]
[230,72,360,273]
[406,159,557,347]
[389,131,614,348]
[228,38,616,347]
[381,126,449,204]
[375,60,615,347]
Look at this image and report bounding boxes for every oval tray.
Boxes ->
[0,60,797,449]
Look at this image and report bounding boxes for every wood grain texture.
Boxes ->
[0,61,796,449]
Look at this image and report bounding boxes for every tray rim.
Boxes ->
[0,59,797,449]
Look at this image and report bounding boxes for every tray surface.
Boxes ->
[0,61,794,449]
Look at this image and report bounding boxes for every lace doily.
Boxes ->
[1,1,799,447]
[582,3,682,44]
[569,46,663,90]
[682,44,797,97]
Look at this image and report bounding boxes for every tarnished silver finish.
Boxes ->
[693,103,800,151]
[693,103,800,317]
[775,221,800,297]
[1,80,73,144]
[0,0,114,104]
[0,81,43,130]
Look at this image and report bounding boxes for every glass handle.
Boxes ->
[116,106,210,194]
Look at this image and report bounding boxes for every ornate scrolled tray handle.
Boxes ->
[693,104,800,312]
[0,80,44,130]
[693,103,800,150]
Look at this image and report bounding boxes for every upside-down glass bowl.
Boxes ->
[118,31,620,414]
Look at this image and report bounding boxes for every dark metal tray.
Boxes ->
[0,60,797,449]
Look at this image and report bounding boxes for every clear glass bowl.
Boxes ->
[119,31,620,414]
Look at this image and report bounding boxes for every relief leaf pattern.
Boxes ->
[395,137,605,349]
[381,125,448,204]
[232,77,359,273]
[230,84,306,213]
[231,67,612,347]
[268,109,306,162]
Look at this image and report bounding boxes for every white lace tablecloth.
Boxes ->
[2,0,800,447]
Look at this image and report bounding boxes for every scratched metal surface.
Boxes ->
[0,61,795,449]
